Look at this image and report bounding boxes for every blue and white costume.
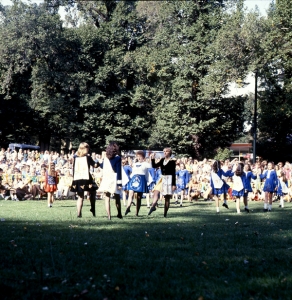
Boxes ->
[232,174,247,197]
[277,178,289,196]
[176,169,189,193]
[260,170,277,192]
[122,165,132,191]
[127,161,152,193]
[244,171,257,196]
[98,155,122,194]
[210,169,233,196]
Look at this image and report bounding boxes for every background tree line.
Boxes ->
[0,0,291,160]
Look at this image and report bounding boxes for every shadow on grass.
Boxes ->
[0,200,292,299]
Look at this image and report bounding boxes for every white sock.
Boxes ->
[268,204,272,210]
[280,197,284,207]
[216,207,220,213]
[224,199,227,204]
[264,203,268,209]
[245,205,249,209]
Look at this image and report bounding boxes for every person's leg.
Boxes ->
[136,192,142,216]
[214,195,220,213]
[148,190,159,215]
[164,195,171,217]
[180,190,184,206]
[125,190,134,215]
[104,192,111,220]
[244,195,249,212]
[122,190,127,206]
[77,191,84,217]
[47,192,51,207]
[279,195,284,208]
[90,190,96,216]
[51,191,55,204]
[264,192,269,211]
[268,192,273,211]
[222,192,229,209]
[115,193,122,218]
[236,197,241,213]
[145,193,150,208]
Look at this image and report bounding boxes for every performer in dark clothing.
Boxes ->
[148,148,176,217]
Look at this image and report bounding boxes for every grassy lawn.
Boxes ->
[0,198,292,300]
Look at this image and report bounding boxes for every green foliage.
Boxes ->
[213,147,233,161]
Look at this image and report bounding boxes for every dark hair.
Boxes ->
[244,163,251,172]
[212,160,221,173]
[136,150,145,158]
[281,171,287,183]
[106,142,120,160]
[235,162,244,176]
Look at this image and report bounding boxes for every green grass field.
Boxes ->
[0,198,292,300]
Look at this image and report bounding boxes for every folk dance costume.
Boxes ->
[98,155,122,194]
[147,167,156,191]
[260,170,277,211]
[175,169,189,206]
[125,161,153,216]
[232,174,248,213]
[210,169,232,212]
[98,155,123,219]
[71,155,98,216]
[242,171,257,212]
[44,172,59,193]
[151,158,176,196]
[277,178,289,208]
[122,164,132,191]
[148,157,176,217]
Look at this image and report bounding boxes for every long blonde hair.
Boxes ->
[76,142,90,157]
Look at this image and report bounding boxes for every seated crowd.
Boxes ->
[0,148,291,207]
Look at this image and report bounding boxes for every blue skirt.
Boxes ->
[232,189,244,197]
[212,182,230,196]
[127,174,149,193]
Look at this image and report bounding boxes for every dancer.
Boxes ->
[148,148,176,217]
[122,158,132,206]
[44,160,59,207]
[174,163,189,206]
[277,171,289,208]
[259,161,277,212]
[125,150,151,216]
[71,142,98,217]
[98,142,123,220]
[232,163,247,214]
[243,164,257,212]
[210,160,232,213]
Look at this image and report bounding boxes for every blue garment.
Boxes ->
[210,169,233,195]
[100,155,122,186]
[260,170,277,192]
[277,179,288,196]
[244,171,257,192]
[122,165,132,190]
[232,174,248,197]
[147,167,156,190]
[127,174,149,193]
[176,169,189,192]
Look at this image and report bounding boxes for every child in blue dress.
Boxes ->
[122,158,132,206]
[243,164,257,212]
[210,160,233,213]
[174,163,189,207]
[277,171,289,208]
[232,163,248,214]
[259,162,277,212]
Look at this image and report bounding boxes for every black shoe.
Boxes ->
[279,205,282,208]
[244,208,250,213]
[263,209,268,212]
[125,207,131,216]
[180,204,182,207]
[90,208,96,217]
[148,206,156,216]
[117,214,123,219]
[77,213,82,218]
[222,203,229,209]
[174,201,178,205]
[268,209,271,212]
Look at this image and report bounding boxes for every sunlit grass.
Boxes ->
[0,198,292,299]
